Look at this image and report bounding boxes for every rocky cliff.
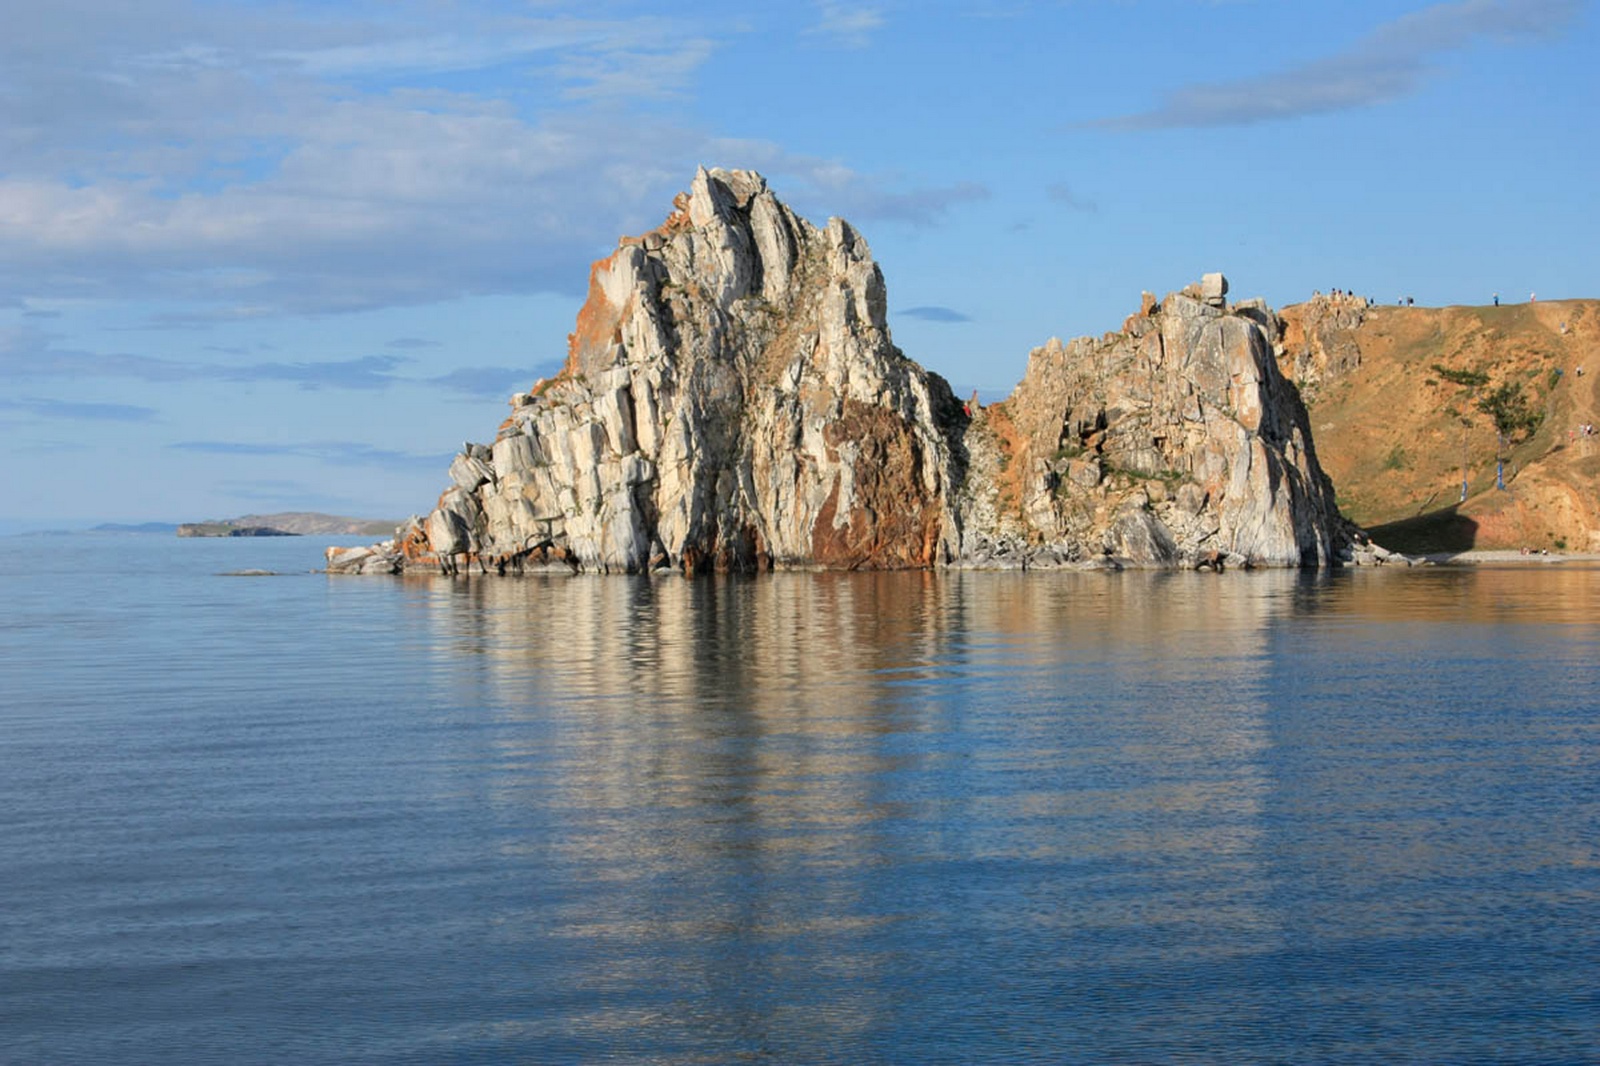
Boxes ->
[956,283,1342,569]
[328,168,1347,576]
[331,168,965,575]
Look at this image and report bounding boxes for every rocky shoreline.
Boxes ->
[1424,550,1600,565]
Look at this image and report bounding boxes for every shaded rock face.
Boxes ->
[962,291,1342,568]
[358,167,965,575]
[329,168,1344,576]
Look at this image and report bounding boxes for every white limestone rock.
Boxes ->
[974,281,1342,568]
[325,171,1348,576]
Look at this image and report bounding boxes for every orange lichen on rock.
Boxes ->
[564,250,626,374]
[618,194,694,250]
[978,402,1030,528]
[396,520,433,564]
[662,192,693,234]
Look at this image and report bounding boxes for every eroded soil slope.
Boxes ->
[1280,298,1600,552]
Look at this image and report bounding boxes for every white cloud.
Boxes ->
[1095,0,1584,129]
[0,3,718,312]
[0,0,984,320]
[709,139,992,226]
[554,37,721,101]
[276,32,581,80]
[807,2,887,48]
[0,323,414,388]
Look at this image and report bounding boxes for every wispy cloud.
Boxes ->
[0,1,988,325]
[807,2,887,48]
[279,16,717,102]
[426,362,563,400]
[898,306,973,323]
[712,140,991,226]
[1094,0,1584,129]
[0,397,159,422]
[169,440,449,469]
[1046,182,1098,213]
[221,355,407,390]
[839,179,991,225]
[2,324,572,400]
[553,36,720,101]
[0,5,721,315]
[277,30,583,80]
[1,327,410,389]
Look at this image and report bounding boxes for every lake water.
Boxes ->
[1,533,1596,1064]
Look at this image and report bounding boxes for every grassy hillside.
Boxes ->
[1279,298,1600,553]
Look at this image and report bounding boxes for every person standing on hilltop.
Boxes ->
[1494,293,1499,306]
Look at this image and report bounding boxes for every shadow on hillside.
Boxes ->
[1368,506,1480,556]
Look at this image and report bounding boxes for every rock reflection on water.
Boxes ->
[401,573,1285,1058]
[374,567,1599,1062]
[7,538,1597,1064]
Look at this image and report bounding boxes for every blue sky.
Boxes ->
[2,0,1594,530]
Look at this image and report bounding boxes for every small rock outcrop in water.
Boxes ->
[329,168,1347,576]
[180,524,298,538]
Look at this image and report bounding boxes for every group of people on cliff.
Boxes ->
[1311,288,1370,310]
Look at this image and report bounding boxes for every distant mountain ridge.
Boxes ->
[179,512,396,537]
[91,522,180,534]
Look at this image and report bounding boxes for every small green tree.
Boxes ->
[1476,381,1541,442]
[1431,364,1489,388]
[1476,381,1542,490]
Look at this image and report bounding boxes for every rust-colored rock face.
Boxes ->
[328,170,1349,576]
[566,251,627,374]
[810,401,945,569]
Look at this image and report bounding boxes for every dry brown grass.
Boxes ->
[1294,300,1600,551]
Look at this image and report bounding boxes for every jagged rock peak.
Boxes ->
[329,168,966,576]
[562,166,888,386]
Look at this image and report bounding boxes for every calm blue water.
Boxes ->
[1,533,1597,1064]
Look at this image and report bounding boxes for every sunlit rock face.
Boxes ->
[363,167,966,575]
[329,171,1345,576]
[968,287,1343,569]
